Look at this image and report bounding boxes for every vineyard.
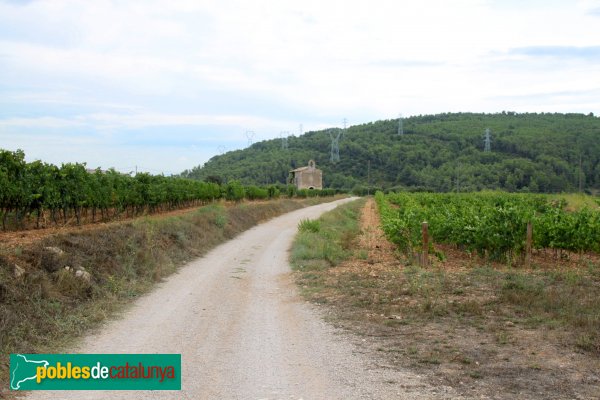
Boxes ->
[0,149,336,231]
[375,191,600,261]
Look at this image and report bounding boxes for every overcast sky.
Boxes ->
[1,0,600,174]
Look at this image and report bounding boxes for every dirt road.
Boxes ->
[26,199,447,400]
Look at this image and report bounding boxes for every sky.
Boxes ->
[1,0,600,175]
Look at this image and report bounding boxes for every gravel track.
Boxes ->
[26,198,449,400]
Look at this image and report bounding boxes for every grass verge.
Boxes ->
[0,196,343,392]
[290,199,365,289]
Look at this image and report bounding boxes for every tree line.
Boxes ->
[0,149,336,230]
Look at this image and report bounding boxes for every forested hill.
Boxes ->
[182,112,600,193]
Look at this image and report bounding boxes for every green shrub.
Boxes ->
[223,180,245,201]
[244,185,269,200]
[298,218,320,233]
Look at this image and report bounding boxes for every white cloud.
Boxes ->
[0,116,84,129]
[0,112,296,133]
[1,0,599,172]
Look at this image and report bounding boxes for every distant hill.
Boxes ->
[181,112,600,193]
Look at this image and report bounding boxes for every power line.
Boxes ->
[483,128,492,152]
[398,114,403,135]
[280,131,289,150]
[245,130,255,147]
[329,129,342,163]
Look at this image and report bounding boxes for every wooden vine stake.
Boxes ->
[525,221,533,268]
[421,221,429,267]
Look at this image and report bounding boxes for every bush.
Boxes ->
[267,185,280,199]
[286,185,297,198]
[298,218,321,233]
[223,181,245,201]
[245,185,269,200]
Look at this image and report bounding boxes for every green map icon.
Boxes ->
[10,354,49,390]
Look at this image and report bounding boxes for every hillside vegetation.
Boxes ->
[182,112,600,193]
